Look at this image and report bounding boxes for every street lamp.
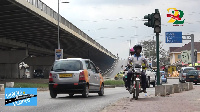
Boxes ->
[58,0,69,49]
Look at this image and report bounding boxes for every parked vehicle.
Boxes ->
[160,71,167,83]
[146,69,156,87]
[179,67,195,83]
[49,58,104,98]
[33,69,44,78]
[186,70,200,85]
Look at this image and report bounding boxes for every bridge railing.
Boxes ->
[25,0,116,58]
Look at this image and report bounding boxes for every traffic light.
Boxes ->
[144,13,154,28]
[154,9,161,33]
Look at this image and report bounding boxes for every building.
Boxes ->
[169,42,200,65]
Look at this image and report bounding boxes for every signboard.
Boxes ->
[55,49,63,60]
[181,50,190,64]
[181,49,197,64]
[5,88,37,106]
[165,32,182,43]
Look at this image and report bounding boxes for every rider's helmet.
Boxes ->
[133,44,142,51]
[130,48,135,53]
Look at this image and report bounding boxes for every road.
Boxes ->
[0,87,130,112]
[0,79,181,112]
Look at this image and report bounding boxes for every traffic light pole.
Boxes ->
[156,33,160,85]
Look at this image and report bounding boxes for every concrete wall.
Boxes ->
[0,64,18,79]
[0,50,28,63]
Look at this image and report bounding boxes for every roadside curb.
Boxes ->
[37,88,48,91]
[104,85,116,88]
[167,77,179,79]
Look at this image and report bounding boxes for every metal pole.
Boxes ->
[58,0,60,49]
[156,33,160,85]
[191,34,194,66]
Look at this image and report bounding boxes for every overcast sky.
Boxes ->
[41,0,200,59]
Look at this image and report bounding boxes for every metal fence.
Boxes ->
[25,0,116,58]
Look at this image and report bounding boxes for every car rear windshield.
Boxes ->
[52,60,83,71]
[187,71,198,75]
[183,68,194,73]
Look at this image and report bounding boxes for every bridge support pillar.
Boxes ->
[0,50,28,79]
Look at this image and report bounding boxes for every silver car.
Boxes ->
[49,58,104,98]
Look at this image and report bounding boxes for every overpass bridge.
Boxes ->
[0,0,117,79]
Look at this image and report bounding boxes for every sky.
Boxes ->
[41,0,200,59]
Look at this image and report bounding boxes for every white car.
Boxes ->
[146,69,156,87]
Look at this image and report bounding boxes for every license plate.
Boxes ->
[59,74,72,78]
[189,76,195,78]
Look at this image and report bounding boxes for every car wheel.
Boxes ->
[82,85,89,98]
[179,78,182,82]
[98,84,104,96]
[50,90,57,98]
[153,82,155,87]
[146,78,150,88]
[69,94,74,97]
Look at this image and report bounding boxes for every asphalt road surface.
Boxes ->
[0,87,131,112]
[0,79,180,112]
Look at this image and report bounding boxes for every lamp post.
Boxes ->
[58,0,69,49]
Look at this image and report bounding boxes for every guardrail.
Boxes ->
[24,0,116,58]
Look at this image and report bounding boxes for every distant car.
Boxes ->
[179,67,195,83]
[160,71,167,83]
[115,71,125,80]
[186,70,200,85]
[49,58,104,98]
[33,69,44,78]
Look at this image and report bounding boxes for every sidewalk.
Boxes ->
[101,85,200,112]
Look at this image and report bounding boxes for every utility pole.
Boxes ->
[182,34,195,66]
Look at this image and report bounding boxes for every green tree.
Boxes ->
[140,39,169,66]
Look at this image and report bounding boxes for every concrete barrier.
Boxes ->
[166,85,174,95]
[6,82,14,87]
[188,82,193,90]
[0,84,4,91]
[179,83,189,91]
[155,85,166,96]
[173,84,180,93]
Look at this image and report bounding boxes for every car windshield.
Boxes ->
[187,71,198,75]
[53,60,83,71]
[183,68,194,73]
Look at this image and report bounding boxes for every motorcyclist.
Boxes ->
[128,48,135,65]
[124,48,135,88]
[126,44,148,93]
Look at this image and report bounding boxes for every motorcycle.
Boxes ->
[129,64,143,100]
